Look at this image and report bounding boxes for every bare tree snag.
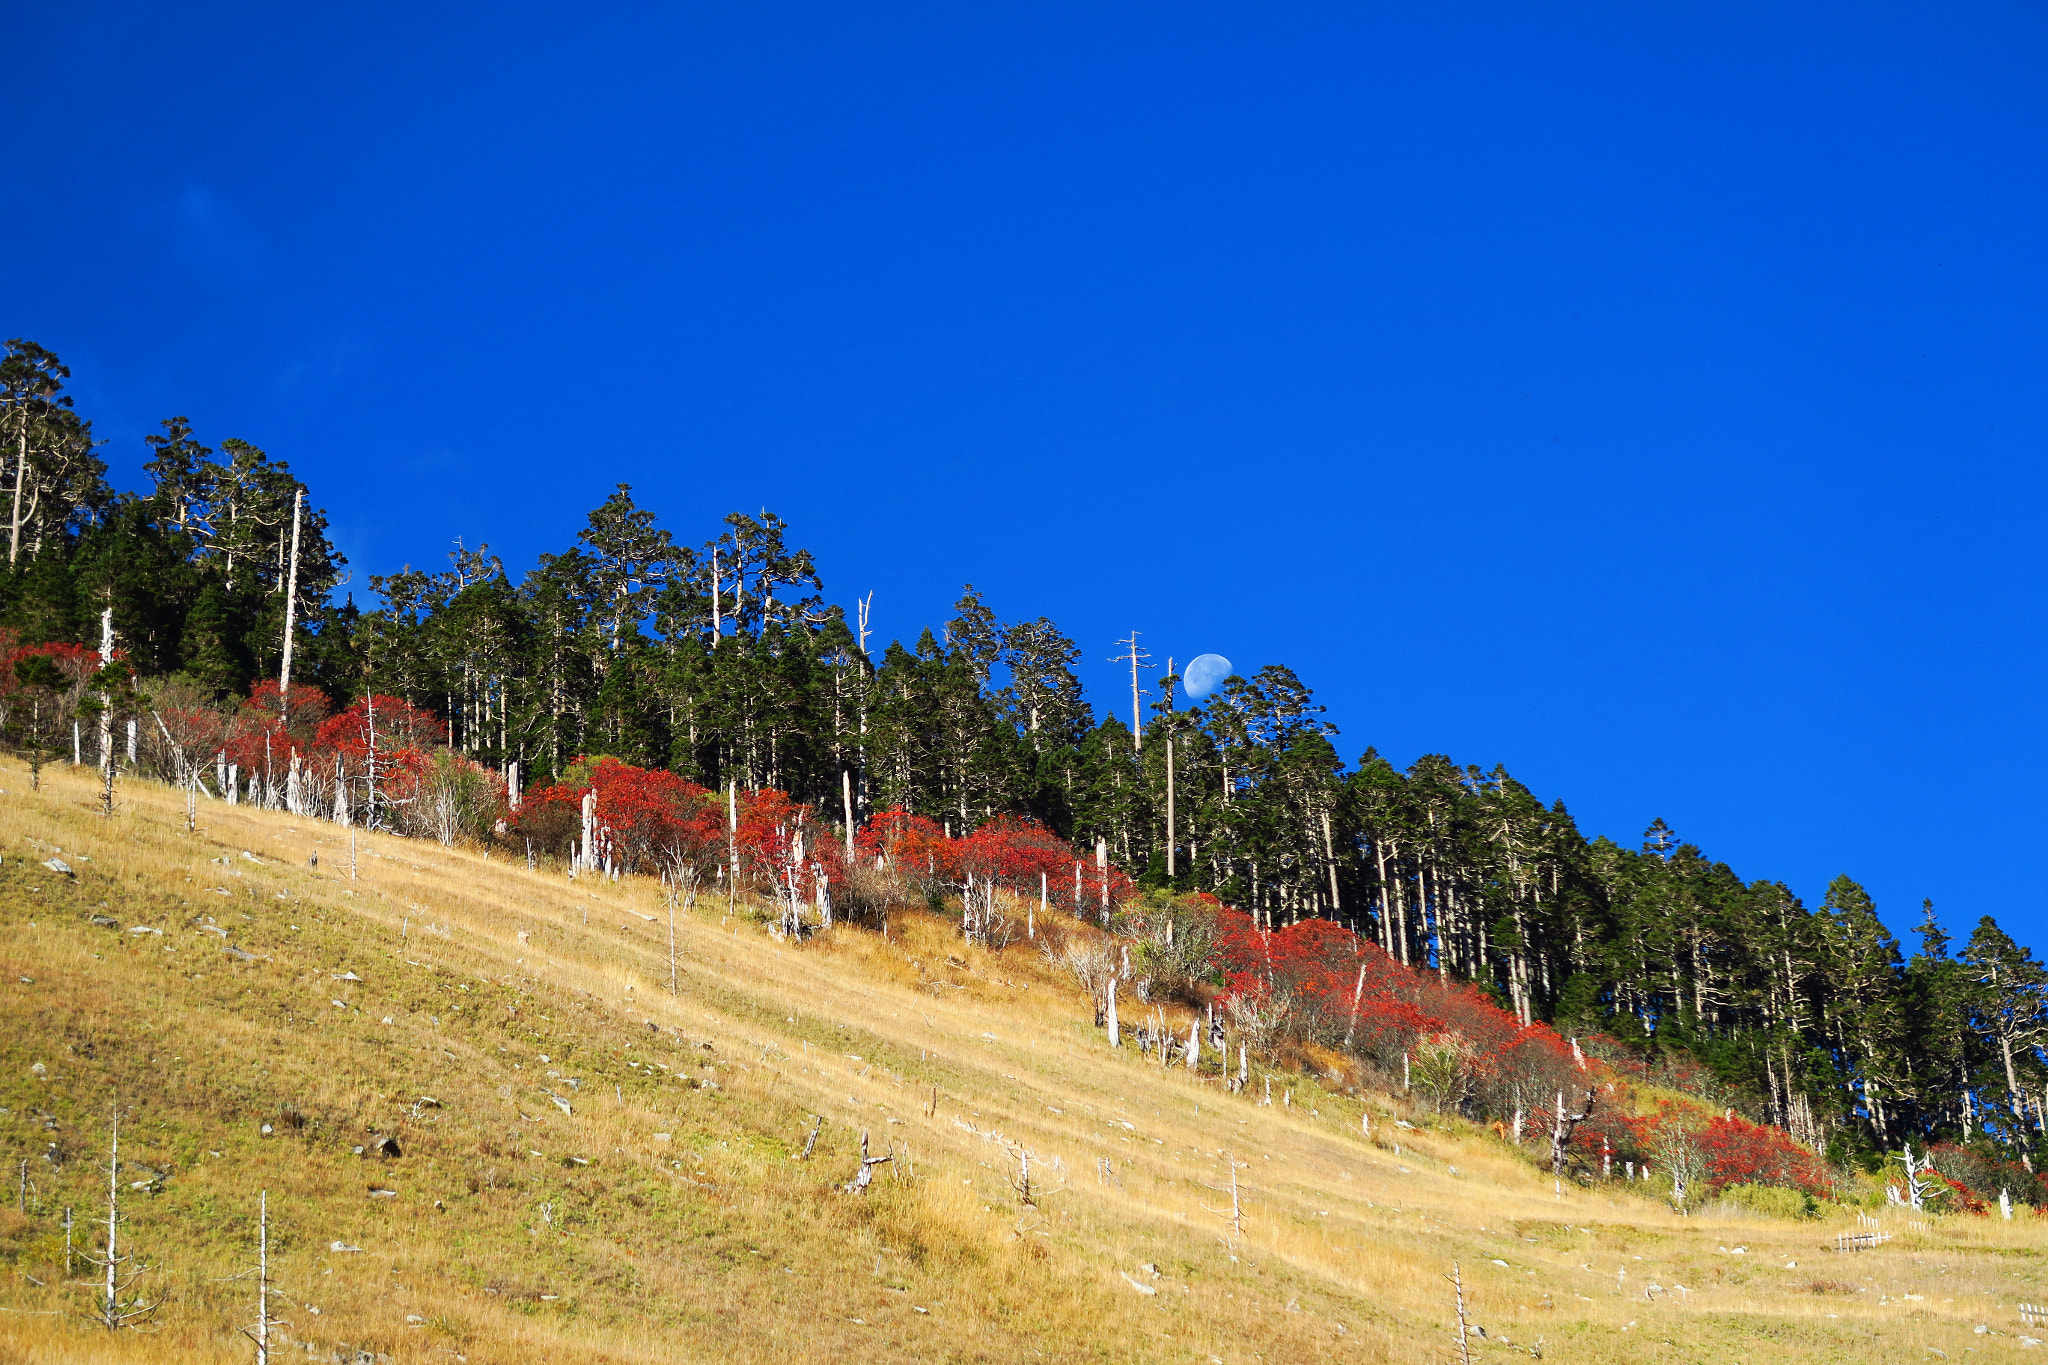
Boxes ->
[1550,1087,1596,1177]
[278,490,302,718]
[84,1107,156,1331]
[842,1130,891,1194]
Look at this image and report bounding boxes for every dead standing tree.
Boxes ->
[1199,1151,1247,1257]
[842,1130,892,1194]
[82,1107,157,1332]
[240,1188,285,1364]
[1446,1262,1475,1365]
[1549,1087,1596,1178]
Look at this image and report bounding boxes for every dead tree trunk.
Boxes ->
[842,1130,891,1193]
[278,490,302,719]
[1550,1087,1595,1177]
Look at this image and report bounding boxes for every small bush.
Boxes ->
[1718,1182,1815,1220]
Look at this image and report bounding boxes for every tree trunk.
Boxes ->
[278,491,302,717]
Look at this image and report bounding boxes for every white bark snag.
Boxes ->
[1106,977,1120,1047]
[96,608,114,772]
[1185,1014,1200,1070]
[104,1110,119,1320]
[1448,1262,1475,1365]
[7,397,23,565]
[727,781,740,890]
[1343,956,1370,1049]
[1166,733,1176,878]
[579,790,598,875]
[247,1188,273,1364]
[1321,808,1341,915]
[1550,1087,1595,1177]
[278,489,302,718]
[1096,839,1109,923]
[842,768,856,859]
[1110,630,1149,738]
[1199,1151,1245,1250]
[842,1130,891,1193]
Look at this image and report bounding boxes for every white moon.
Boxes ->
[1183,654,1232,700]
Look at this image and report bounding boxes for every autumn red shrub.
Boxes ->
[508,783,585,856]
[584,758,721,870]
[956,815,1073,889]
[1211,909,1589,1120]
[857,807,952,882]
[309,695,444,804]
[1686,1113,1831,1196]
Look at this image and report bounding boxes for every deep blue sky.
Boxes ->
[6,3,2047,949]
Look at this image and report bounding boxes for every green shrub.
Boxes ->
[1719,1182,1815,1220]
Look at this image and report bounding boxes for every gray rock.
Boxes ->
[42,857,71,875]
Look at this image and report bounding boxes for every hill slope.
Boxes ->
[0,765,2040,1363]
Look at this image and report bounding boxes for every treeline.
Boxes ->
[6,336,2047,1172]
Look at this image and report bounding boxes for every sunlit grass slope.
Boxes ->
[1,763,2045,1363]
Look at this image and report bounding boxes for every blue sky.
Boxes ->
[6,3,2047,948]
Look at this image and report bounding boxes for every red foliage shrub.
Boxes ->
[857,807,953,882]
[1212,909,1588,1119]
[956,815,1072,890]
[587,759,722,870]
[1605,1108,1834,1196]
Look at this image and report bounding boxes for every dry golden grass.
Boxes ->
[0,763,2046,1362]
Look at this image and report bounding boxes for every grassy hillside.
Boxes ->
[0,764,2043,1364]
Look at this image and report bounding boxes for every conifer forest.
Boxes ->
[5,333,2046,1189]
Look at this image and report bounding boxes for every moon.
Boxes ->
[1182,654,1232,701]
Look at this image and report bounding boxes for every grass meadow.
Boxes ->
[0,763,2043,1362]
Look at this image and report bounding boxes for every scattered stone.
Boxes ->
[128,925,161,935]
[328,1240,362,1253]
[546,1093,572,1116]
[87,915,119,929]
[1119,1272,1157,1296]
[42,858,71,876]
[368,1187,397,1199]
[372,1134,402,1158]
[333,970,362,982]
